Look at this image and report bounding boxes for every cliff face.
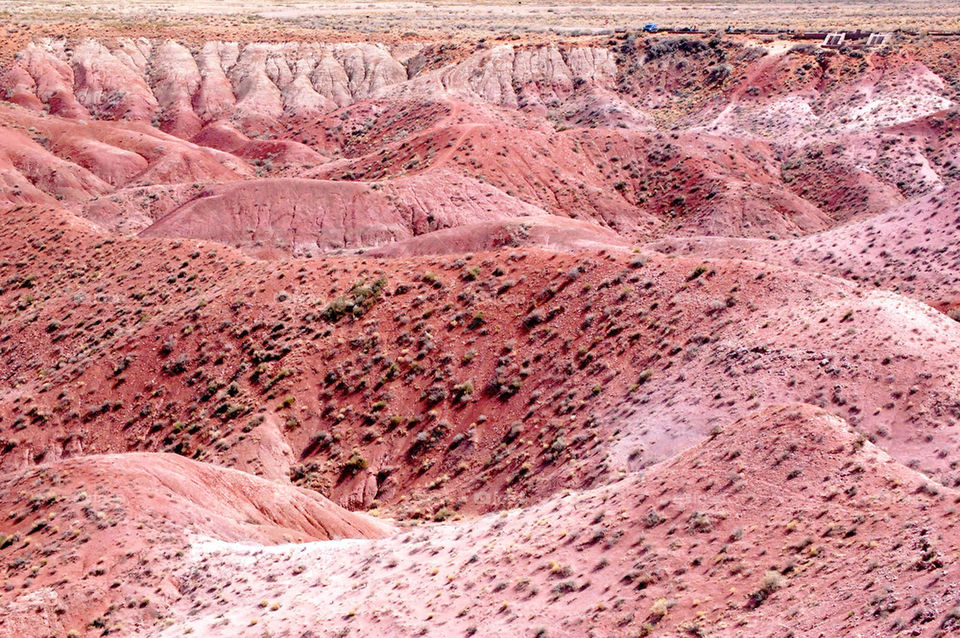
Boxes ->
[2,39,628,129]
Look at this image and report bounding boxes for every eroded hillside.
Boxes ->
[1,24,960,638]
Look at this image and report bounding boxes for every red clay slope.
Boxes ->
[0,452,391,637]
[364,215,630,257]
[2,203,959,525]
[138,171,547,257]
[0,29,959,638]
[648,181,960,312]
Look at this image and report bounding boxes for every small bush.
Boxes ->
[687,265,707,281]
[523,309,544,329]
[422,384,447,406]
[342,452,369,475]
[321,276,387,323]
[649,597,669,620]
[749,570,783,607]
[451,380,474,403]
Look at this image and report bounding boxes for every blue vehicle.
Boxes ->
[642,23,658,33]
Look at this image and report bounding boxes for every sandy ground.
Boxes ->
[2,0,960,32]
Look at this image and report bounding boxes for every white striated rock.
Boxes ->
[194,41,238,122]
[3,39,626,134]
[69,39,158,121]
[149,39,203,137]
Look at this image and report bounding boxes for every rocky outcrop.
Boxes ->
[4,39,410,134]
[388,44,618,108]
[3,39,620,135]
[13,41,89,118]
[150,39,203,137]
[70,38,159,121]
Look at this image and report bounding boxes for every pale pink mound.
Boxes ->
[0,452,392,636]
[138,172,548,256]
[150,405,960,638]
[647,181,960,310]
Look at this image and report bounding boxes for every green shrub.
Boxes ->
[687,265,707,281]
[452,380,474,403]
[321,276,387,323]
[342,452,369,474]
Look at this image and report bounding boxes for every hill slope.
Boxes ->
[0,452,391,636]
[141,405,960,638]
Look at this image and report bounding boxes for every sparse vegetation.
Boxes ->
[322,276,387,322]
[0,16,957,638]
